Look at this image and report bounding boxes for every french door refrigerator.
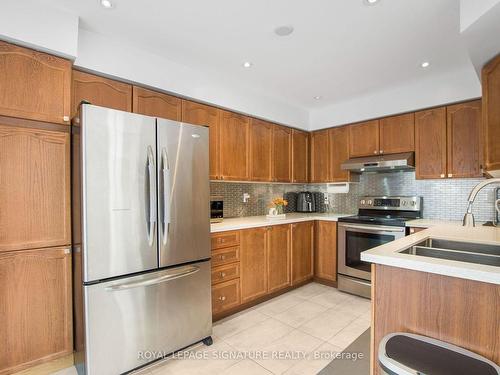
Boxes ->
[72,105,212,375]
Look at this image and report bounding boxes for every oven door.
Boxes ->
[338,223,405,281]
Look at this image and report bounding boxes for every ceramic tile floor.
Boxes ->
[51,283,371,375]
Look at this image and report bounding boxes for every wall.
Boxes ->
[309,67,481,130]
[0,0,79,59]
[212,173,498,223]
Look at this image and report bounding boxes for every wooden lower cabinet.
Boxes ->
[211,279,240,314]
[0,247,72,374]
[372,265,500,374]
[211,263,240,285]
[291,222,314,285]
[240,227,268,303]
[211,231,240,250]
[314,221,337,282]
[267,224,291,293]
[0,123,71,252]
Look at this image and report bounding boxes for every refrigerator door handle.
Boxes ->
[161,148,171,246]
[147,146,157,247]
[104,266,200,291]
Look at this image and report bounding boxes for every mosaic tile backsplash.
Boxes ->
[210,172,498,222]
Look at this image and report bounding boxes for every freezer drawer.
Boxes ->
[82,261,212,375]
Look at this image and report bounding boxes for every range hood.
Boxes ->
[341,152,415,173]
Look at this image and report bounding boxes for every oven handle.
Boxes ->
[341,224,405,233]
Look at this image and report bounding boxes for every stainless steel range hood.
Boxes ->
[341,152,415,173]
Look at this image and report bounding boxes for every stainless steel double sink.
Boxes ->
[400,238,500,267]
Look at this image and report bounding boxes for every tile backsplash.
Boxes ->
[210,172,498,222]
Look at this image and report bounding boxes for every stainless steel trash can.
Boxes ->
[378,332,500,375]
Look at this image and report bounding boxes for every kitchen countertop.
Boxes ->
[406,218,463,228]
[361,224,500,285]
[210,212,352,233]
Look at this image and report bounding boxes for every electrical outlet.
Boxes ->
[324,195,329,205]
[243,193,250,203]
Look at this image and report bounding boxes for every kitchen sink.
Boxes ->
[400,238,500,267]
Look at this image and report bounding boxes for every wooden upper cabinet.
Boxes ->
[181,100,220,180]
[314,221,337,282]
[249,119,273,181]
[482,54,500,174]
[310,129,330,183]
[219,111,250,181]
[291,221,314,285]
[71,70,132,117]
[329,126,350,182]
[0,41,71,125]
[447,101,482,178]
[0,247,72,374]
[267,224,291,293]
[0,123,71,252]
[292,130,309,183]
[272,125,292,182]
[379,113,415,154]
[132,86,181,121]
[240,227,268,303]
[349,120,380,157]
[415,107,447,179]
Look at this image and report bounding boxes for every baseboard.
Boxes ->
[313,276,338,288]
[2,352,73,375]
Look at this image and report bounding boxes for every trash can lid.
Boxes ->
[379,333,500,375]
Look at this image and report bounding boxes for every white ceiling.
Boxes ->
[40,0,474,111]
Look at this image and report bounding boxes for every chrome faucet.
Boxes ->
[463,178,500,227]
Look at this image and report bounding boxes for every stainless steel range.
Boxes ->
[338,196,423,298]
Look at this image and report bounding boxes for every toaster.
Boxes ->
[296,192,317,212]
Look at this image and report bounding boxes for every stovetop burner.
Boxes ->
[338,196,423,227]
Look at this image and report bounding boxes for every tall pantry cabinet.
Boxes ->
[0,41,73,374]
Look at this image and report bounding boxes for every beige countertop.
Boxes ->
[406,218,463,228]
[210,212,352,233]
[361,224,500,285]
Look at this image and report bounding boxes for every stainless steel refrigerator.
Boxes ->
[72,105,212,375]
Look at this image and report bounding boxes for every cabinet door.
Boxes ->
[349,120,380,157]
[415,107,447,179]
[0,247,72,374]
[482,55,500,174]
[314,221,337,282]
[267,224,291,293]
[291,222,314,285]
[447,101,482,178]
[219,111,250,181]
[132,86,181,121]
[292,130,309,183]
[310,129,330,182]
[240,228,268,303]
[379,113,415,154]
[0,41,71,124]
[272,125,292,182]
[329,126,350,182]
[249,119,273,181]
[181,100,220,180]
[0,124,71,252]
[71,70,132,117]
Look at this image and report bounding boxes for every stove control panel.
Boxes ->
[359,196,422,211]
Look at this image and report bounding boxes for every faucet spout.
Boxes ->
[463,178,500,227]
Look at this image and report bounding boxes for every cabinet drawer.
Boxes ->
[212,263,240,285]
[212,247,239,266]
[212,279,240,314]
[211,231,240,249]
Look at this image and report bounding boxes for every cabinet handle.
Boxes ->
[63,115,70,122]
[374,150,378,154]
[440,174,445,178]
[220,272,226,278]
[219,255,226,260]
[448,174,453,178]
[380,150,384,154]
[218,295,226,302]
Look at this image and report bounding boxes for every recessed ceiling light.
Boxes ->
[421,61,430,68]
[364,0,379,5]
[314,96,322,100]
[243,61,253,68]
[275,25,294,37]
[100,0,113,9]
